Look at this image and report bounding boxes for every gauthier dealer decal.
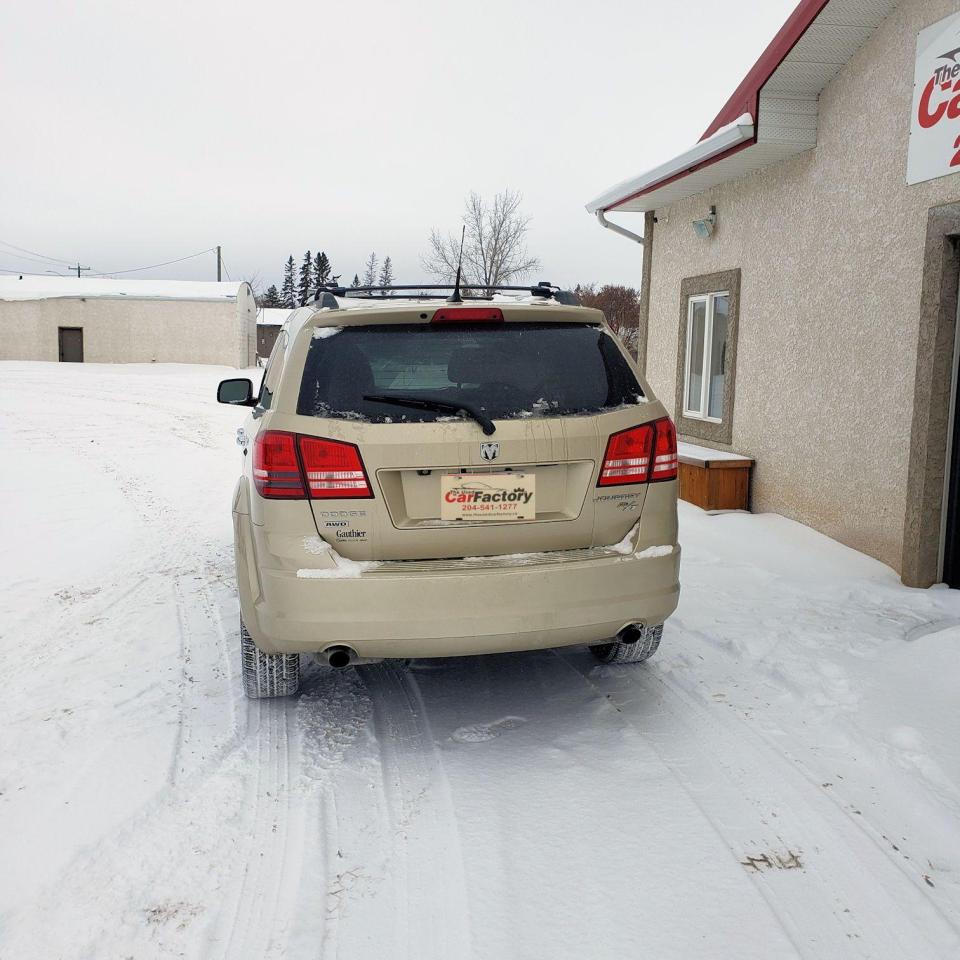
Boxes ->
[440,473,535,521]
[908,10,960,185]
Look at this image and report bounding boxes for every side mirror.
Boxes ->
[217,378,256,406]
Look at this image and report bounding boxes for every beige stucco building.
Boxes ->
[0,276,256,367]
[588,0,960,588]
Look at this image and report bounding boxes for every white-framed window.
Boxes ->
[683,291,729,422]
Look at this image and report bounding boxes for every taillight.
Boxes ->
[297,436,372,499]
[598,423,654,486]
[252,431,372,499]
[431,307,504,323]
[597,417,677,487]
[650,416,678,480]
[253,431,306,498]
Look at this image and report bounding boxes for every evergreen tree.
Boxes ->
[281,256,296,309]
[298,250,313,306]
[314,250,332,288]
[351,273,360,288]
[261,284,281,308]
[362,252,378,288]
[378,255,394,290]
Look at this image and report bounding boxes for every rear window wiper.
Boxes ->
[363,393,496,436]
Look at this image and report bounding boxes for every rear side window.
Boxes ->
[296,323,644,423]
[258,331,287,411]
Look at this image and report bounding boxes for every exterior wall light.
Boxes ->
[692,206,717,239]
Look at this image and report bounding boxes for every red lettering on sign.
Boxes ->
[951,134,960,168]
[919,75,949,128]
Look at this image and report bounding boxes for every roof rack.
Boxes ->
[313,282,581,306]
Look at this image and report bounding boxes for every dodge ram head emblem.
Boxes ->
[480,441,500,462]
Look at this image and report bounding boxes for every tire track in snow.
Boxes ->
[648,659,960,948]
[76,375,316,958]
[168,551,243,785]
[291,663,376,959]
[350,661,473,960]
[0,565,260,960]
[554,647,960,960]
[62,407,243,787]
[210,700,305,960]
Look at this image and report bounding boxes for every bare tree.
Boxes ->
[242,270,263,302]
[422,190,540,293]
[576,283,641,358]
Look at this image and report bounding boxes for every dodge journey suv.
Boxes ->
[218,286,680,698]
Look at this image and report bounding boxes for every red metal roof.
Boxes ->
[586,0,898,214]
[701,0,831,140]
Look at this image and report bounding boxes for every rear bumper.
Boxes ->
[236,513,680,657]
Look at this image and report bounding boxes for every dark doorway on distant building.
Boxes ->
[58,327,83,362]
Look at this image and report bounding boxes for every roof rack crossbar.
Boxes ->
[311,282,583,306]
[314,281,560,300]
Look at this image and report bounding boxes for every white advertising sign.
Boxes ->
[908,11,960,185]
[440,473,535,521]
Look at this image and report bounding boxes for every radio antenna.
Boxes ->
[447,225,467,303]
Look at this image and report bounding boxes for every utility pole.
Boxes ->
[216,245,222,282]
[70,263,91,278]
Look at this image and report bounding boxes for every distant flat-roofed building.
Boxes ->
[0,275,256,367]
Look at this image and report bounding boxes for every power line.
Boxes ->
[1,243,222,280]
[0,239,77,267]
[0,265,84,275]
[0,250,66,268]
[218,251,232,281]
[91,247,217,277]
[0,247,86,270]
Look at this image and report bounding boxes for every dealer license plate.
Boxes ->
[440,472,536,521]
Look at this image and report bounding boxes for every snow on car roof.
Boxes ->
[0,275,248,302]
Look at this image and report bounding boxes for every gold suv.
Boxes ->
[218,288,680,698]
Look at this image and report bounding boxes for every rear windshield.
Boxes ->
[296,322,644,423]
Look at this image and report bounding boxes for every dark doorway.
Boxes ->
[944,333,960,588]
[58,327,83,362]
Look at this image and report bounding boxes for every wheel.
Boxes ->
[240,617,300,698]
[589,623,663,664]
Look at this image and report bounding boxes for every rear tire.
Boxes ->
[240,617,300,699]
[589,623,663,664]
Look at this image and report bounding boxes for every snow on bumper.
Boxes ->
[236,518,680,657]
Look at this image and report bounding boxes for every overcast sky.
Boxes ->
[1,0,797,292]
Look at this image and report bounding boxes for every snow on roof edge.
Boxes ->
[585,114,754,214]
[0,275,248,303]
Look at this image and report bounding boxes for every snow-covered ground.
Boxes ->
[2,361,960,960]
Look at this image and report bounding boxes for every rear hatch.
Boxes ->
[290,313,658,561]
